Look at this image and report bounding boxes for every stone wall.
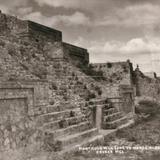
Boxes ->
[0,11,28,36]
[92,60,133,85]
[90,60,135,114]
[63,42,89,66]
[25,21,62,44]
[105,84,134,114]
[104,84,120,98]
[0,11,62,44]
[44,42,64,60]
[0,10,90,70]
[0,34,97,107]
[0,11,137,158]
[144,72,157,79]
[119,85,135,114]
[0,37,40,81]
[134,67,160,100]
[0,81,49,153]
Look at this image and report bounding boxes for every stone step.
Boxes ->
[56,128,98,150]
[38,108,82,123]
[42,115,86,130]
[46,104,77,113]
[73,90,87,95]
[89,99,107,105]
[34,104,78,115]
[93,104,111,108]
[45,121,91,139]
[102,116,128,129]
[103,104,114,110]
[60,134,104,154]
[103,112,123,122]
[55,91,67,96]
[61,84,84,88]
[104,108,119,115]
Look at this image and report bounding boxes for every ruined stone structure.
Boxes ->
[134,66,160,101]
[91,60,134,86]
[0,11,135,158]
[89,61,135,130]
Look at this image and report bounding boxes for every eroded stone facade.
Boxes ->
[0,11,137,159]
[92,60,134,85]
[0,81,49,153]
[134,66,160,101]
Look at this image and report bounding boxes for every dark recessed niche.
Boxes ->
[107,63,112,68]
[35,39,39,42]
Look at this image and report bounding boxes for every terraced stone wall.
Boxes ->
[105,85,134,114]
[0,81,49,152]
[0,11,62,41]
[0,11,28,36]
[0,11,89,67]
[63,42,89,66]
[134,68,160,100]
[92,60,133,85]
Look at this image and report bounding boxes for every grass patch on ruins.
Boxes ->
[135,99,160,117]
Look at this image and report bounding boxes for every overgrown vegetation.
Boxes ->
[49,100,55,105]
[0,39,5,47]
[107,62,112,68]
[85,91,96,101]
[50,83,58,90]
[7,44,16,56]
[94,86,102,96]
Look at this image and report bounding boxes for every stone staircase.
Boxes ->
[35,96,130,153]
[9,51,130,152]
[102,101,128,129]
[84,98,129,130]
[0,14,135,158]
[37,102,102,152]
[32,60,107,153]
[30,58,131,152]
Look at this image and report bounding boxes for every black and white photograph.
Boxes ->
[0,0,160,159]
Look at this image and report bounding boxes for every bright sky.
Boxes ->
[1,0,160,74]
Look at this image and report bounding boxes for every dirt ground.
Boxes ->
[62,114,160,160]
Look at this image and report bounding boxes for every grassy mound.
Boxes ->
[135,99,160,116]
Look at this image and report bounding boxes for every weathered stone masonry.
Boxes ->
[0,81,49,151]
[92,60,134,86]
[0,11,135,157]
[134,66,160,100]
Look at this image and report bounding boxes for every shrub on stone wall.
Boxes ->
[8,74,17,81]
[50,83,58,90]
[63,95,68,101]
[49,100,55,105]
[0,39,5,47]
[83,84,87,89]
[85,91,96,101]
[94,86,102,96]
[107,63,112,68]
[71,72,75,77]
[7,44,16,56]
[77,64,106,81]
[123,66,128,73]
[33,65,48,79]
